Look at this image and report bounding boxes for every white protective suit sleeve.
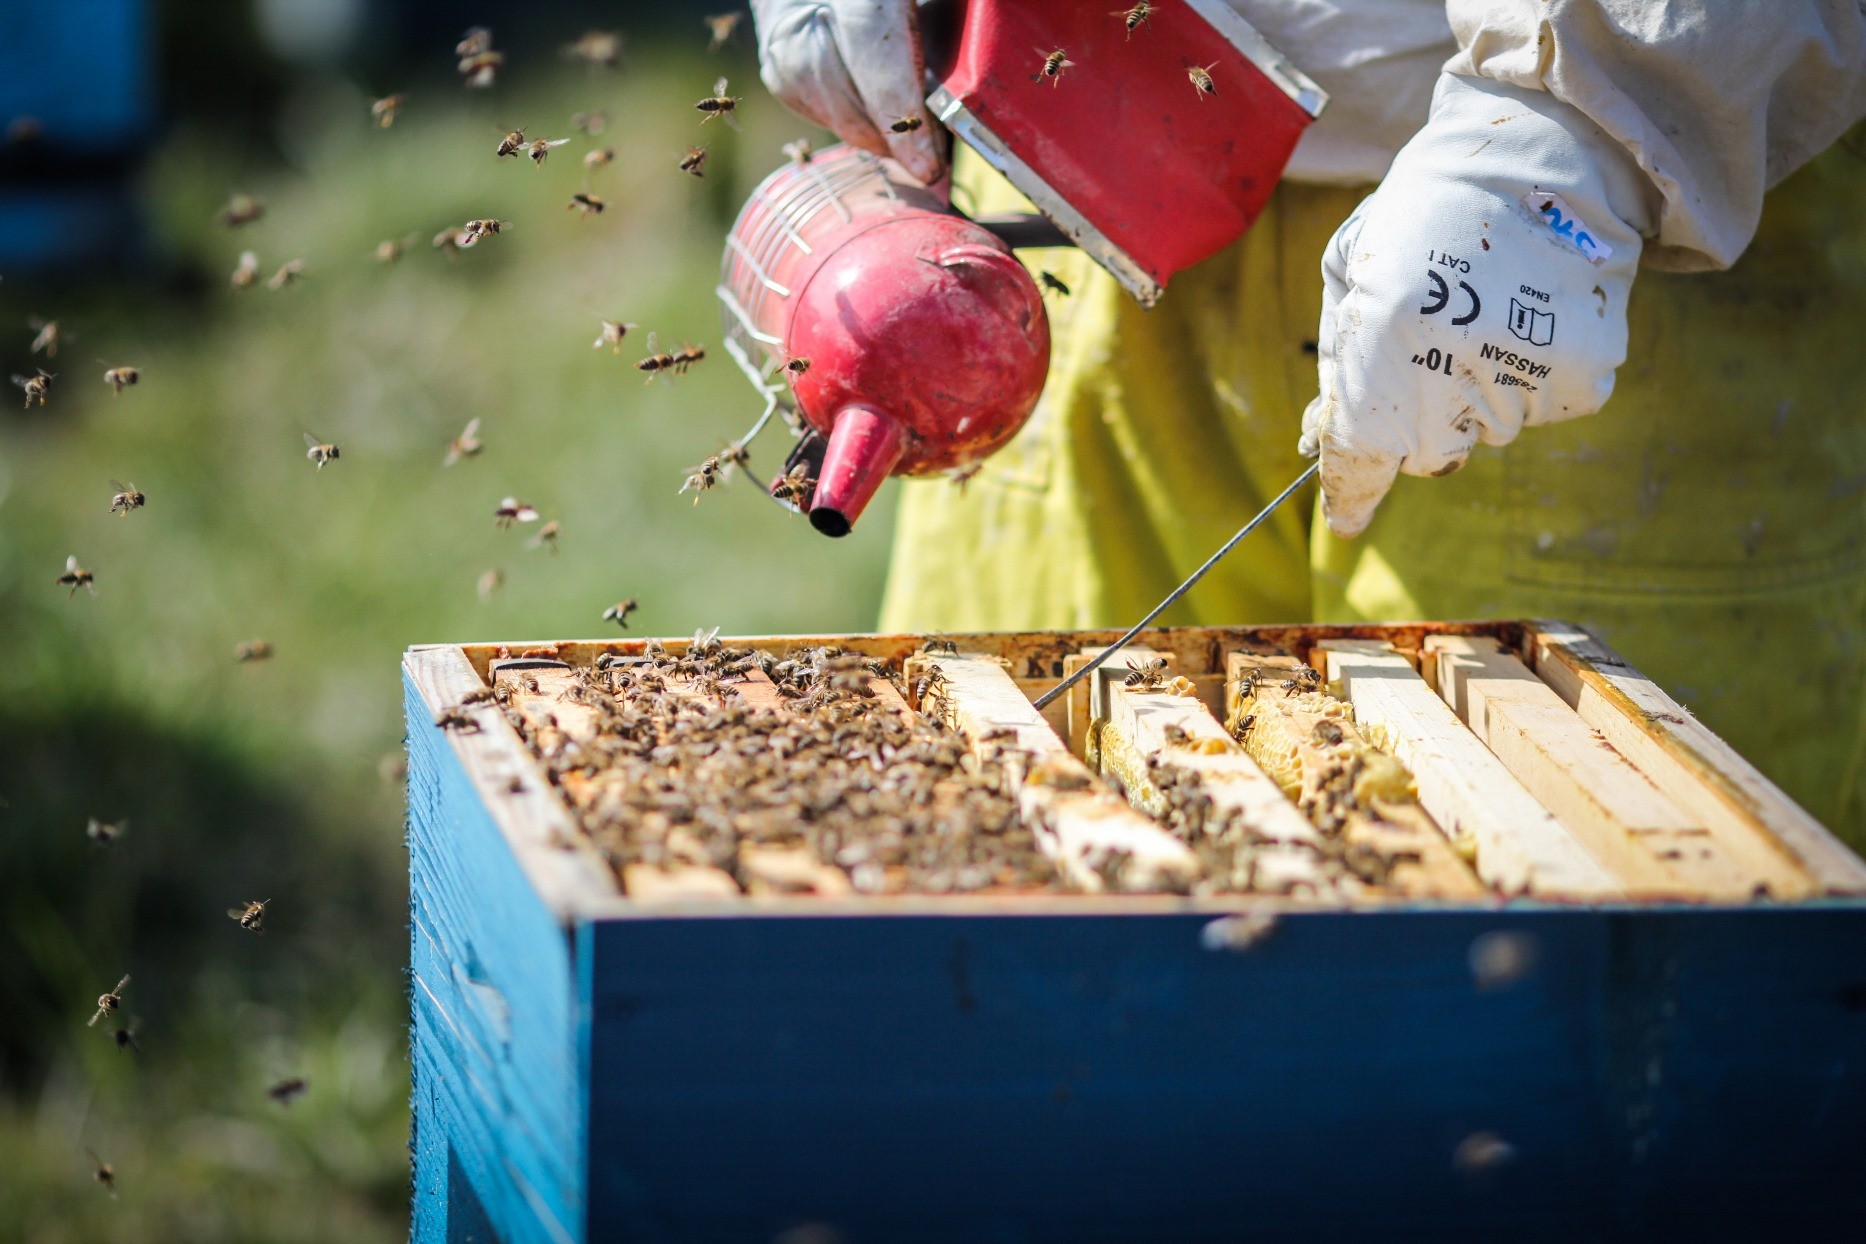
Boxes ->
[1445,0,1866,271]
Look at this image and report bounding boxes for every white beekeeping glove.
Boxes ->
[751,0,943,182]
[1300,72,1654,537]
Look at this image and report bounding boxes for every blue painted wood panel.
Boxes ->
[581,906,1866,1243]
[406,673,583,1244]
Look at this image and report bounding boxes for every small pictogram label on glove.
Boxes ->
[1508,298,1555,346]
[1523,191,1613,264]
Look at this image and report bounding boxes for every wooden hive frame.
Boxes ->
[403,620,1866,1243]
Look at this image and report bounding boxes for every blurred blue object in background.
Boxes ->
[0,0,154,273]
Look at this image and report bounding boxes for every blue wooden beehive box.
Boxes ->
[404,622,1866,1243]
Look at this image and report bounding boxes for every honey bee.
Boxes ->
[371,94,406,127]
[1187,62,1218,98]
[602,598,639,628]
[1034,48,1073,86]
[86,817,128,847]
[567,191,605,217]
[563,29,624,68]
[785,355,811,377]
[107,479,145,516]
[889,114,924,134]
[526,136,572,166]
[1312,719,1345,746]
[671,343,706,374]
[1114,2,1154,36]
[94,361,139,395]
[695,77,742,129]
[235,639,274,663]
[1124,658,1169,690]
[477,567,505,601]
[432,228,463,259]
[772,462,815,507]
[494,126,528,158]
[720,440,752,475]
[29,316,61,357]
[529,519,562,553]
[231,250,261,289]
[592,319,636,353]
[57,555,95,598]
[584,146,616,171]
[679,146,708,177]
[1039,270,1071,297]
[373,237,412,264]
[460,218,511,246]
[444,417,483,465]
[704,11,744,50]
[112,1024,140,1053]
[86,1150,117,1199]
[459,51,503,88]
[303,432,339,470]
[267,1076,309,1106]
[89,975,130,1027]
[570,109,608,135]
[681,455,723,502]
[267,259,305,290]
[227,898,270,933]
[433,706,480,733]
[949,463,983,493]
[636,332,676,382]
[782,138,814,164]
[14,368,52,407]
[218,193,265,228]
[455,26,493,58]
[494,496,539,528]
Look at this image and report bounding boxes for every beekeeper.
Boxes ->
[751,0,1866,842]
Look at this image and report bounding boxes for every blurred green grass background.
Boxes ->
[0,37,895,1242]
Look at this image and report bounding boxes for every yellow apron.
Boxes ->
[881,132,1866,845]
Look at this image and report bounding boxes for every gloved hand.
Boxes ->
[751,0,943,183]
[1300,73,1654,537]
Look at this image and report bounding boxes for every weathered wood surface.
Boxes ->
[1526,623,1857,896]
[1229,654,1486,900]
[1318,640,1624,899]
[905,651,1201,893]
[1426,636,1763,901]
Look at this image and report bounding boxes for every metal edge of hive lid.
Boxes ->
[930,3,1329,309]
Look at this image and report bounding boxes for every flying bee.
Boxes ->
[563,29,623,68]
[444,417,483,465]
[57,555,94,598]
[592,319,636,353]
[1033,48,1073,86]
[459,50,503,89]
[567,191,605,217]
[678,145,708,177]
[231,249,261,289]
[455,26,493,58]
[29,316,61,357]
[303,432,339,469]
[87,1150,117,1199]
[228,898,270,934]
[695,78,742,129]
[267,259,305,290]
[782,138,814,164]
[477,568,504,600]
[570,109,608,135]
[772,462,815,507]
[636,332,676,382]
[526,136,572,166]
[267,1077,309,1106]
[218,193,265,228]
[584,146,615,171]
[14,368,52,407]
[1114,2,1154,36]
[86,818,128,848]
[112,1022,141,1053]
[95,361,139,395]
[889,113,924,134]
[432,228,463,259]
[494,496,539,528]
[373,236,412,264]
[671,343,706,374]
[89,975,130,1027]
[371,94,406,127]
[494,126,527,158]
[433,706,480,732]
[784,355,811,377]
[1187,62,1218,98]
[107,479,144,516]
[704,11,744,50]
[460,218,511,246]
[529,519,561,553]
[1039,270,1071,297]
[235,639,274,663]
[680,455,723,502]
[602,598,639,628]
[720,440,751,475]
